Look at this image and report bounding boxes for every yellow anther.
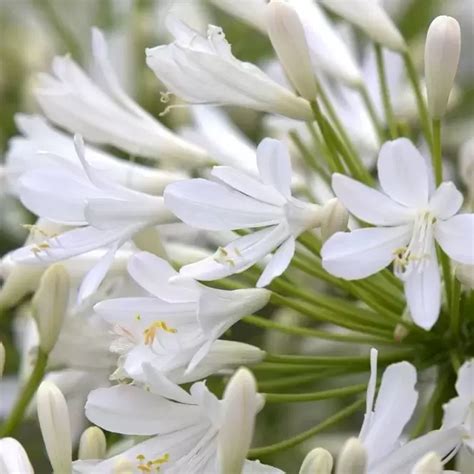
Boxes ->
[31,242,51,254]
[136,455,145,461]
[135,453,170,473]
[143,321,177,346]
[137,465,152,473]
[135,314,141,321]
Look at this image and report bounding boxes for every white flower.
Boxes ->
[5,114,186,196]
[146,17,312,121]
[76,366,282,473]
[10,136,177,301]
[322,138,474,329]
[358,349,463,473]
[165,138,323,287]
[36,28,208,165]
[0,438,34,474]
[443,359,474,451]
[94,252,269,380]
[209,0,268,33]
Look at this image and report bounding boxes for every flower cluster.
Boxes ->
[0,1,473,473]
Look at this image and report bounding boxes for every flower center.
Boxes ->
[393,211,435,279]
[136,453,170,472]
[143,321,177,345]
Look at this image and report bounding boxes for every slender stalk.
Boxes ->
[248,399,365,458]
[438,245,453,314]
[449,278,462,339]
[374,45,397,139]
[0,350,48,436]
[431,118,442,186]
[403,52,432,148]
[264,383,368,404]
[257,370,344,392]
[357,83,385,141]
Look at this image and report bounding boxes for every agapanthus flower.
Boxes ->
[164,138,323,286]
[322,138,474,329]
[94,252,269,380]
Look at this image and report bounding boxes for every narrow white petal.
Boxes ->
[377,139,429,208]
[455,359,474,400]
[322,226,411,280]
[257,237,295,287]
[0,438,34,474]
[442,397,469,429]
[332,174,414,226]
[359,348,378,440]
[435,215,474,264]
[429,182,463,219]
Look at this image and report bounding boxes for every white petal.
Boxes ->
[332,174,414,226]
[377,138,429,208]
[164,178,283,230]
[456,359,474,400]
[242,460,285,474]
[321,226,411,280]
[211,166,286,206]
[435,214,474,264]
[442,396,469,429]
[404,245,441,330]
[256,138,292,199]
[359,348,378,440]
[429,182,463,219]
[257,237,295,287]
[0,438,34,474]
[362,362,418,463]
[85,385,202,436]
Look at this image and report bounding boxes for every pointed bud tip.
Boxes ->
[300,447,333,474]
[336,438,367,474]
[78,426,107,460]
[412,452,443,474]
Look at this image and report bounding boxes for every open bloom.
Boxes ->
[322,138,474,329]
[36,28,207,165]
[165,138,323,287]
[94,252,269,380]
[357,349,462,473]
[77,367,281,473]
[443,359,474,451]
[146,17,312,120]
[11,136,177,301]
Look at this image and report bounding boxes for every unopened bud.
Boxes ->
[218,368,258,474]
[266,0,317,101]
[455,263,474,289]
[319,0,406,52]
[37,381,72,474]
[321,198,349,242]
[300,447,334,474]
[0,342,4,378]
[32,264,69,353]
[411,452,443,474]
[336,437,367,474]
[78,426,107,460]
[425,16,461,119]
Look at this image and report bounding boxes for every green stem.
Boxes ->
[449,278,462,340]
[431,118,442,186]
[438,245,452,315]
[257,370,344,392]
[264,383,368,404]
[0,350,48,436]
[357,83,385,142]
[248,399,365,458]
[375,45,397,139]
[403,52,433,148]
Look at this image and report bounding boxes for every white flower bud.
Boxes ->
[320,198,349,242]
[300,447,334,474]
[31,264,70,353]
[319,0,406,52]
[37,381,72,474]
[0,438,34,474]
[78,426,107,460]
[411,452,443,474]
[336,437,367,474]
[425,16,461,119]
[266,0,317,101]
[218,368,259,474]
[0,342,4,378]
[455,263,474,290]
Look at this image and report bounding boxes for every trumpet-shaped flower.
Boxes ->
[76,367,282,473]
[443,359,474,451]
[94,252,269,380]
[164,138,323,287]
[322,138,474,329]
[36,28,208,165]
[146,17,312,121]
[11,136,177,301]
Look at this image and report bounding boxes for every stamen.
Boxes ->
[143,321,177,346]
[136,453,170,472]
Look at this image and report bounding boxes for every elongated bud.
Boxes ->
[32,264,70,353]
[336,437,367,474]
[266,0,317,101]
[300,447,334,474]
[455,263,474,290]
[0,438,34,474]
[0,342,4,378]
[412,452,443,474]
[425,16,461,119]
[37,381,72,474]
[319,0,406,52]
[218,368,259,474]
[78,426,107,460]
[320,198,349,242]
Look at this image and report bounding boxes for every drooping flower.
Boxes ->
[165,138,323,287]
[76,367,282,473]
[322,138,474,329]
[94,251,269,380]
[146,17,312,121]
[443,359,474,451]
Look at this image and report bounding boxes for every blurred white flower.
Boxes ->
[0,438,33,474]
